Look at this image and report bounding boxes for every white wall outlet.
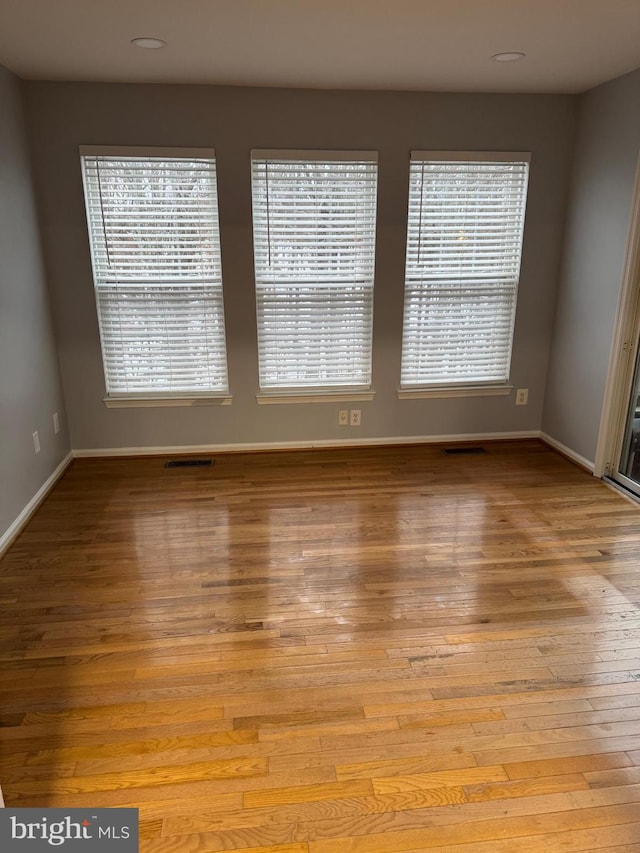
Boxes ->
[515,388,529,406]
[32,430,40,454]
[350,409,362,426]
[53,412,60,434]
[338,409,349,426]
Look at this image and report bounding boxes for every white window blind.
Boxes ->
[80,149,229,397]
[251,151,378,390]
[401,152,530,387]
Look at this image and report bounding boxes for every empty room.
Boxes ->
[2,1,640,850]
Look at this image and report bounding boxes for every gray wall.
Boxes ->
[0,67,70,542]
[23,81,576,451]
[543,68,640,463]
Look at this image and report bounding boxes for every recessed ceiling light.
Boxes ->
[131,37,167,50]
[491,52,526,62]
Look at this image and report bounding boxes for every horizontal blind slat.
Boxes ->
[81,154,229,395]
[251,155,377,390]
[401,155,529,387]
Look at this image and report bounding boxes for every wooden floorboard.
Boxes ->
[2,439,640,851]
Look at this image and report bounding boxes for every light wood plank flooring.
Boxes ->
[2,440,640,851]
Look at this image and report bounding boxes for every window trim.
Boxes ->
[256,389,375,405]
[80,145,230,402]
[80,145,217,160]
[251,149,378,162]
[409,150,531,164]
[103,394,232,409]
[397,384,513,400]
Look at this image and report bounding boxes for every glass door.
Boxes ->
[614,341,640,495]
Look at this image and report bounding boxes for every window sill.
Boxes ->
[103,395,232,409]
[257,389,375,405]
[397,385,513,400]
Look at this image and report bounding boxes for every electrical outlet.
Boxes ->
[32,430,40,454]
[350,409,362,427]
[53,412,60,434]
[515,388,529,406]
[338,409,349,426]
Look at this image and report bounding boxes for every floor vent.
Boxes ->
[164,459,214,469]
[442,446,487,455]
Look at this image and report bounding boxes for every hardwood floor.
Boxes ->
[2,439,640,851]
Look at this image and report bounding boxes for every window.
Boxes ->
[401,152,530,390]
[251,150,378,393]
[80,147,229,402]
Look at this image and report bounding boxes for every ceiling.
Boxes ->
[1,0,639,94]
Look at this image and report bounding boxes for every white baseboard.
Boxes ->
[73,430,542,458]
[0,452,74,556]
[539,432,595,473]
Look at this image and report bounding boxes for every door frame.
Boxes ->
[594,150,640,479]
